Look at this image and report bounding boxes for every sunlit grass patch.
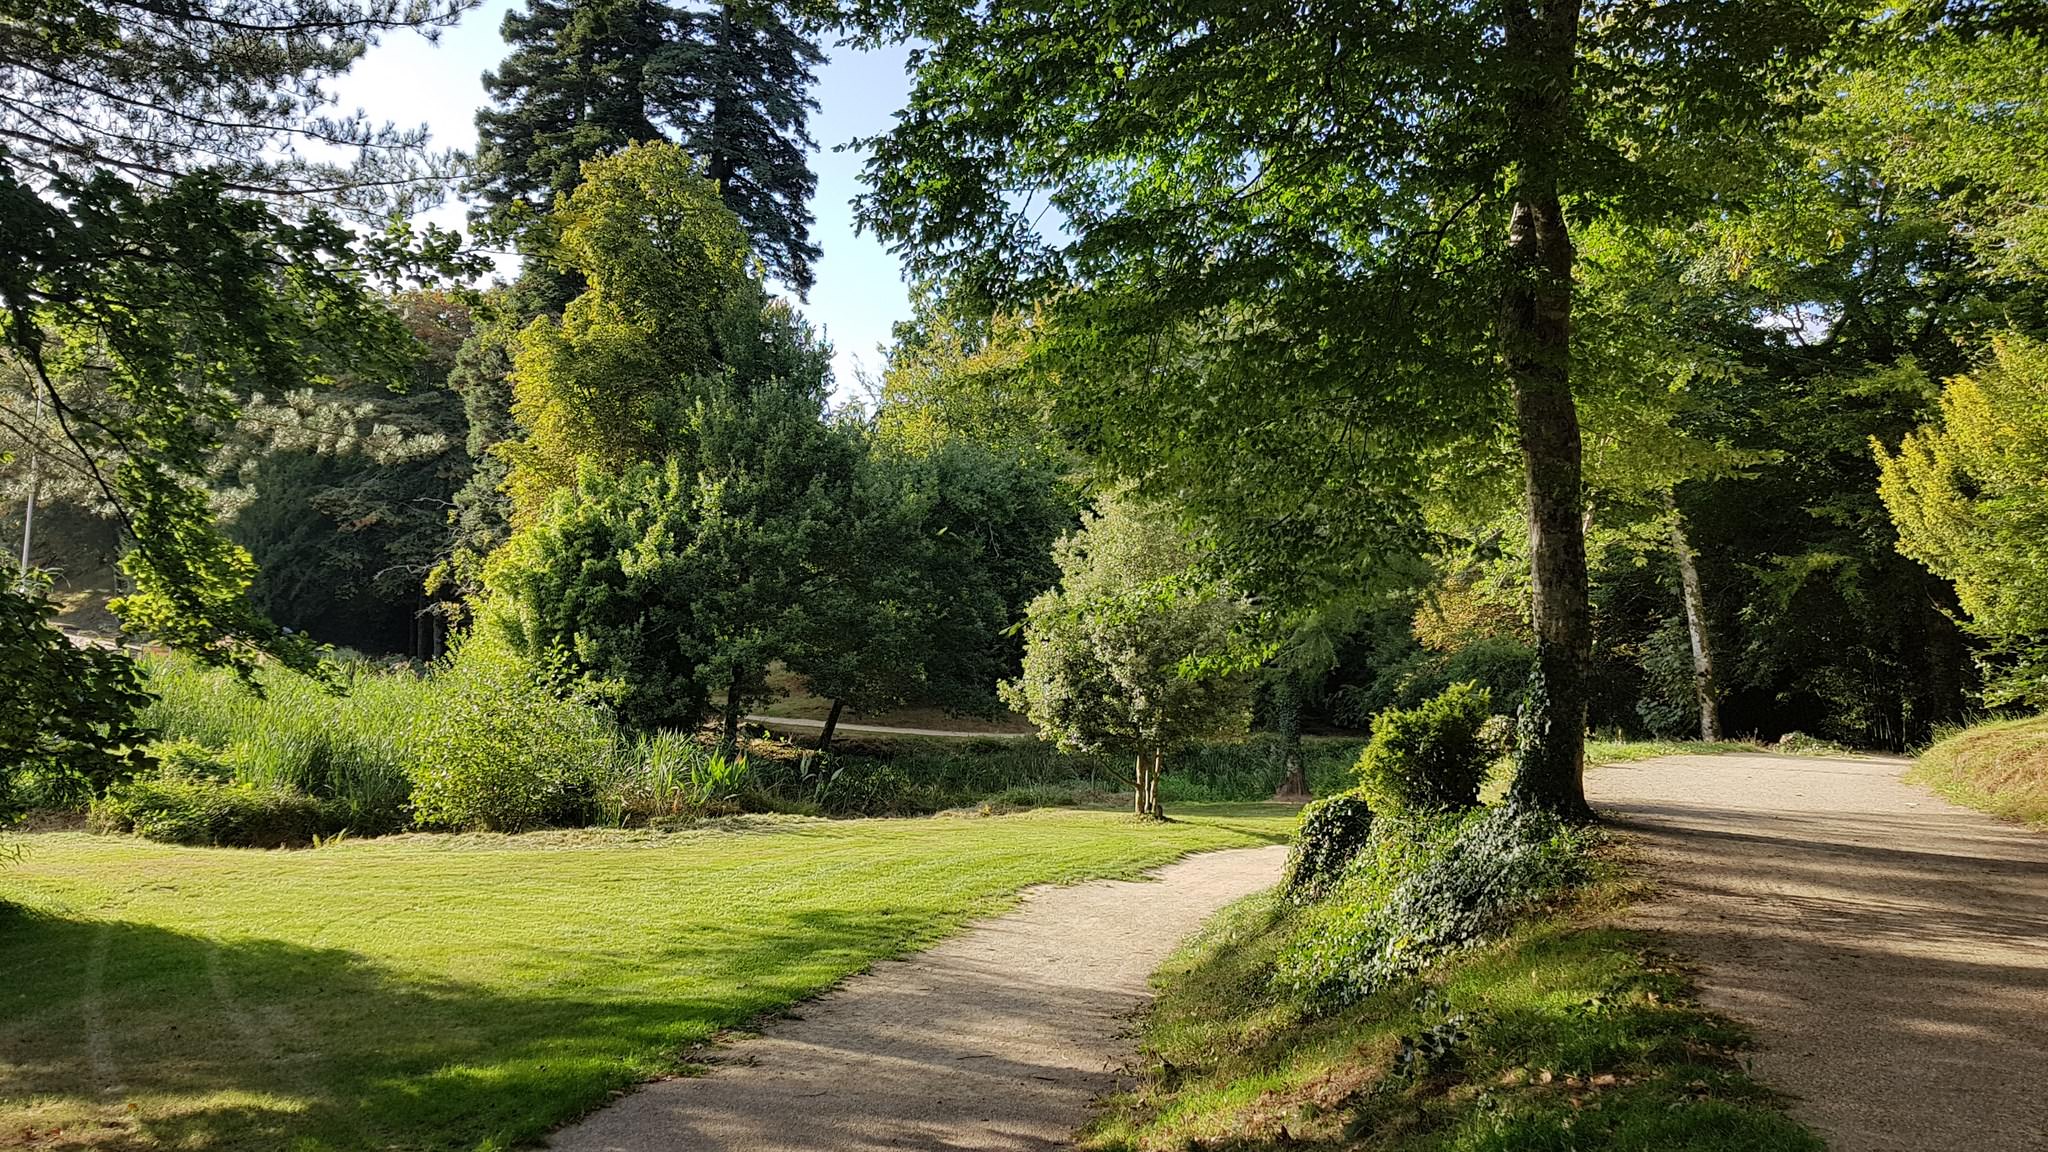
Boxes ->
[0,805,1293,1151]
[1084,858,1819,1152]
[1909,712,2048,827]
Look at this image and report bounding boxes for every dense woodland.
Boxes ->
[4,0,2048,830]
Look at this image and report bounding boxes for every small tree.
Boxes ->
[1003,496,1254,818]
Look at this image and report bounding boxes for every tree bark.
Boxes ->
[721,671,742,753]
[818,697,845,754]
[1272,682,1309,800]
[1132,751,1149,817]
[1502,0,1593,820]
[1666,494,1721,742]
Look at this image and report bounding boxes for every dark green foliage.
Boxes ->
[0,587,152,820]
[0,0,477,681]
[218,292,474,654]
[488,298,860,738]
[795,436,1074,730]
[1355,682,1492,816]
[1281,791,1374,905]
[91,772,338,847]
[651,0,824,296]
[472,0,822,293]
[472,0,666,239]
[1278,807,1595,1007]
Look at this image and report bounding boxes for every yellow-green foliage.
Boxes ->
[1876,335,2048,705]
[504,142,753,520]
[1910,712,2048,828]
[1354,681,1492,815]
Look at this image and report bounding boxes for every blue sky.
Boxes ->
[330,3,916,395]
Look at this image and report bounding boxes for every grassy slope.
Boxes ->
[1084,878,1818,1152]
[1908,712,2048,828]
[0,806,1293,1151]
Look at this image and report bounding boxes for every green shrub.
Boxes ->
[1776,731,1852,755]
[1281,790,1375,904]
[2,586,153,821]
[91,773,337,847]
[406,632,617,832]
[1277,805,1594,1007]
[1354,681,1492,814]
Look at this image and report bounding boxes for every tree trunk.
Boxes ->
[1502,0,1593,821]
[1666,493,1721,742]
[1145,749,1166,819]
[705,3,737,190]
[818,697,845,754]
[1272,682,1309,800]
[721,671,742,754]
[1132,751,1149,817]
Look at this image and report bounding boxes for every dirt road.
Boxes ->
[1590,752,2048,1151]
[550,844,1289,1152]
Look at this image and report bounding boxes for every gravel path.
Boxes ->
[1590,752,2048,1152]
[551,844,1289,1152]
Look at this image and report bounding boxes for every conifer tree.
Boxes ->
[470,0,822,295]
[650,0,824,296]
[472,0,667,243]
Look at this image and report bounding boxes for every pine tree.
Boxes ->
[471,0,667,241]
[650,0,824,296]
[470,0,822,294]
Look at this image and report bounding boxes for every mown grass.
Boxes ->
[0,805,1294,1151]
[1908,712,2048,828]
[1084,869,1819,1152]
[1585,738,1761,766]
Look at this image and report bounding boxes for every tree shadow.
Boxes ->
[0,902,968,1151]
[1593,787,2048,1150]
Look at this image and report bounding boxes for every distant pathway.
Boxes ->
[551,845,1289,1152]
[744,714,1033,739]
[1590,753,2048,1151]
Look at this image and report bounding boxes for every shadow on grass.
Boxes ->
[0,901,940,1151]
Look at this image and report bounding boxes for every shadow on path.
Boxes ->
[549,845,1289,1152]
[1591,753,2048,1152]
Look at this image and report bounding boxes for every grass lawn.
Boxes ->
[1084,868,1819,1152]
[1585,738,1760,767]
[0,805,1294,1151]
[1908,712,2048,827]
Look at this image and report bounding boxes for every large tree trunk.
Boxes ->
[1666,494,1721,742]
[1502,0,1593,821]
[1132,752,1150,817]
[817,697,845,754]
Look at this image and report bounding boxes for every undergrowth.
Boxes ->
[1087,879,1819,1151]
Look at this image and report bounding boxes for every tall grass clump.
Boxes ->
[597,730,751,824]
[140,656,425,833]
